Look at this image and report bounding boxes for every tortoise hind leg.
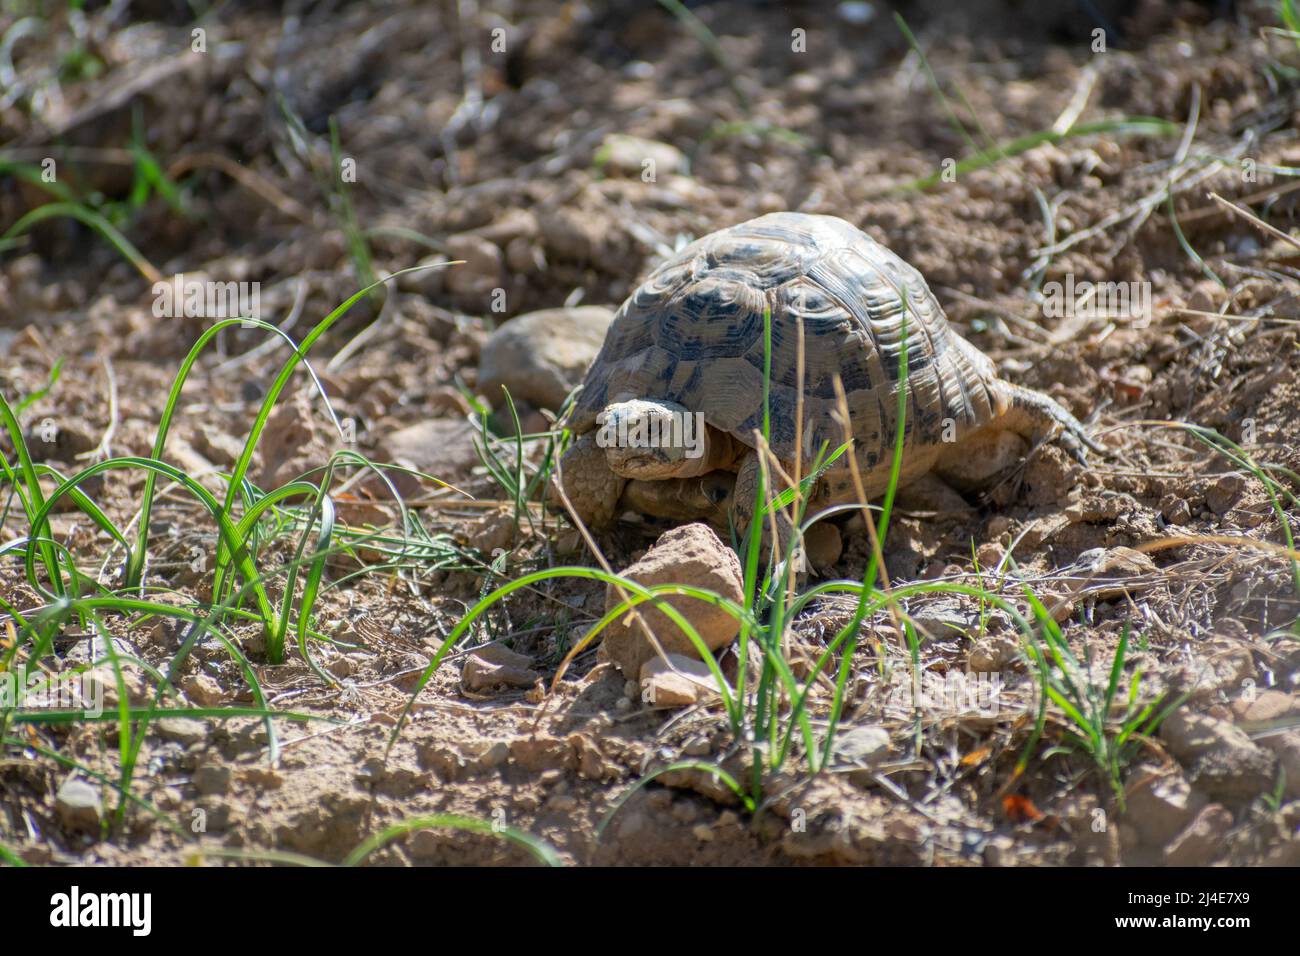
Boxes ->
[993,381,1104,461]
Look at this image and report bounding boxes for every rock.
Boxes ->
[1074,546,1157,599]
[1160,709,1254,763]
[1160,709,1277,803]
[239,767,283,790]
[1169,640,1255,699]
[906,595,976,636]
[469,507,518,555]
[968,633,1021,673]
[1021,444,1077,506]
[333,498,395,528]
[658,764,744,805]
[478,306,615,412]
[1206,472,1247,515]
[510,736,576,772]
[1260,731,1300,800]
[1186,279,1223,316]
[461,643,539,693]
[1232,689,1298,724]
[395,253,449,299]
[831,725,891,765]
[56,777,102,834]
[469,740,510,773]
[154,717,207,746]
[258,391,331,489]
[1163,804,1232,866]
[617,811,648,838]
[182,673,224,707]
[505,235,545,274]
[420,745,468,782]
[193,763,231,796]
[571,733,620,782]
[805,521,842,569]
[444,233,504,299]
[25,415,99,464]
[1160,493,1191,526]
[601,523,745,678]
[596,134,687,179]
[975,542,1004,568]
[376,417,481,486]
[639,653,728,707]
[193,426,245,467]
[834,724,893,788]
[1124,767,1202,845]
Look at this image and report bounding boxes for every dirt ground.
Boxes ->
[2,0,1300,867]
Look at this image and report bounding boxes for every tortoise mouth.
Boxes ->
[607,450,685,480]
[618,470,737,524]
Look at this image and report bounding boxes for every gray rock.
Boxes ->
[478,306,615,412]
[639,653,727,707]
[595,134,687,179]
[444,233,504,298]
[377,417,481,483]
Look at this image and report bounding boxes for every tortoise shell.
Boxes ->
[568,212,1001,478]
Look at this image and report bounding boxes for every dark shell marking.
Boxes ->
[569,212,1002,489]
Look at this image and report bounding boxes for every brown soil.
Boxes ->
[1,0,1299,867]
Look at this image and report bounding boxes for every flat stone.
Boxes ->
[968,633,1021,673]
[182,673,224,707]
[639,653,728,707]
[1161,709,1277,803]
[461,643,539,694]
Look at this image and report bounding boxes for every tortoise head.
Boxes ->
[597,398,712,479]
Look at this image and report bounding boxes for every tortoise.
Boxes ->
[554,212,1101,567]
